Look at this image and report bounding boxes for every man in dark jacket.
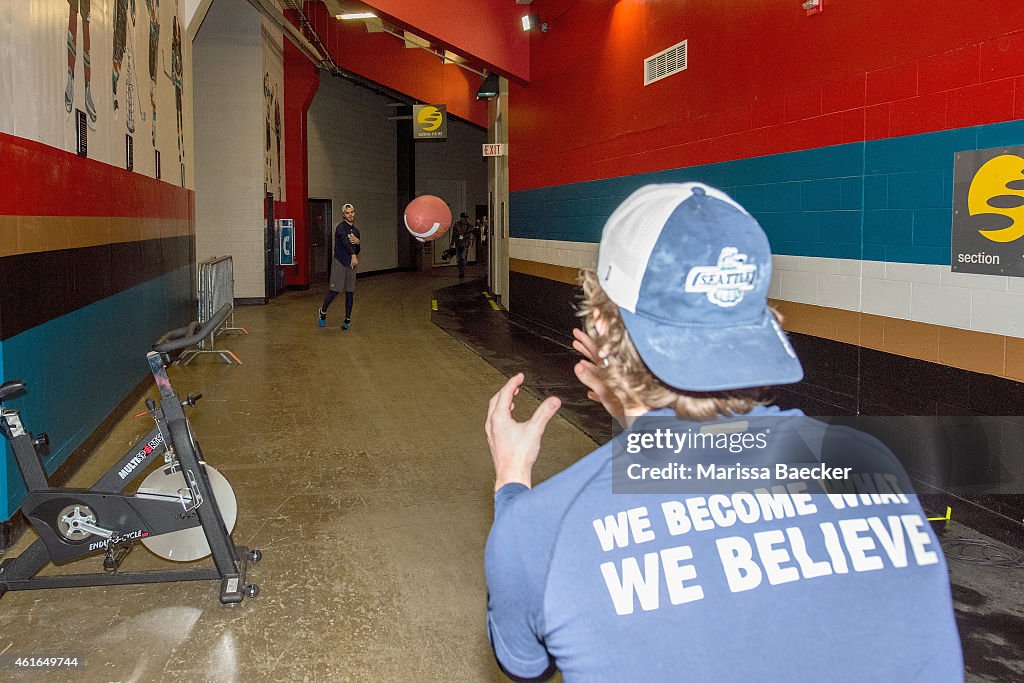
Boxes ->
[318,203,361,330]
[450,212,473,278]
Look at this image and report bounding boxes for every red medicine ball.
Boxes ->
[404,195,452,242]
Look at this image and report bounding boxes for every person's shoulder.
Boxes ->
[509,442,614,519]
[490,444,614,566]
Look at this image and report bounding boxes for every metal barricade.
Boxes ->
[179,256,248,365]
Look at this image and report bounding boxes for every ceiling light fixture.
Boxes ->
[521,14,548,32]
[337,12,377,20]
[476,72,500,100]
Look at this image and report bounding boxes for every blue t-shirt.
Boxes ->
[485,406,963,681]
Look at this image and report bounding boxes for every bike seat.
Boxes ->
[0,380,26,403]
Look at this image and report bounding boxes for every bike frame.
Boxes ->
[0,351,252,603]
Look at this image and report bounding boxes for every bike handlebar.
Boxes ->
[0,380,26,403]
[153,304,232,353]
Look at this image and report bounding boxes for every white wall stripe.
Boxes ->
[511,238,1024,339]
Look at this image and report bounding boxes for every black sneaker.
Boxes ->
[342,319,350,330]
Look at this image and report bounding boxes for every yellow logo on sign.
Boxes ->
[417,106,444,132]
[968,154,1024,243]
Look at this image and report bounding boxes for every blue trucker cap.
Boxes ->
[596,183,803,392]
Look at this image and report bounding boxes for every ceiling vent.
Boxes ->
[644,39,687,86]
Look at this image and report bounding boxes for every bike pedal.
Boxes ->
[103,541,134,572]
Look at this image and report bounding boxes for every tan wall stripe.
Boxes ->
[770,299,1021,382]
[504,260,1023,383]
[0,215,194,257]
[509,257,581,285]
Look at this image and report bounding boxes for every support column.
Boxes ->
[281,37,320,287]
[487,77,509,305]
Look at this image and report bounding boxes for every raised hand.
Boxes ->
[485,373,561,491]
[572,328,626,425]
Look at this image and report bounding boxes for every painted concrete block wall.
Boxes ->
[510,118,1024,344]
[0,0,196,519]
[0,0,194,185]
[307,76,398,273]
[192,0,267,298]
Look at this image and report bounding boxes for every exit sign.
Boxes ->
[482,144,505,157]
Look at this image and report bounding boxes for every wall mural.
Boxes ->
[167,1,183,162]
[262,18,285,200]
[64,0,97,127]
[112,0,139,134]
[0,1,190,185]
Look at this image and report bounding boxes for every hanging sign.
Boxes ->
[413,104,447,139]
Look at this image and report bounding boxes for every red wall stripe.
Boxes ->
[822,75,867,115]
[947,79,1017,129]
[889,92,947,138]
[981,32,1024,80]
[0,133,193,220]
[1016,77,1024,120]
[919,45,980,95]
[509,1,1024,193]
[865,61,919,106]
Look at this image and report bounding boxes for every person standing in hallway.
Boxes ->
[482,183,962,681]
[318,203,360,330]
[450,212,473,278]
[475,217,488,267]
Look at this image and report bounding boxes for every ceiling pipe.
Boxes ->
[245,1,485,124]
[246,0,332,71]
[365,23,488,79]
[246,0,416,104]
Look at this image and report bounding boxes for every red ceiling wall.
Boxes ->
[361,0,529,83]
[301,1,496,126]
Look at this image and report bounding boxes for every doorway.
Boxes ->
[308,198,332,284]
[474,204,488,268]
[264,192,281,300]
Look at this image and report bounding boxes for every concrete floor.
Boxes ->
[1,264,1022,681]
[0,266,591,681]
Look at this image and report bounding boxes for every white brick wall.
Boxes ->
[307,78,398,272]
[509,238,597,269]
[513,239,1024,339]
[773,257,1024,338]
[192,0,266,299]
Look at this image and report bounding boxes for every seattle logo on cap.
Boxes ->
[685,247,758,307]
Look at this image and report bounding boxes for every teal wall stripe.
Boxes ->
[0,343,5,521]
[1,267,193,519]
[510,119,1024,266]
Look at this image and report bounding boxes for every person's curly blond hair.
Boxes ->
[577,269,775,420]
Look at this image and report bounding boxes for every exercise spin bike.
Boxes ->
[0,305,261,604]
